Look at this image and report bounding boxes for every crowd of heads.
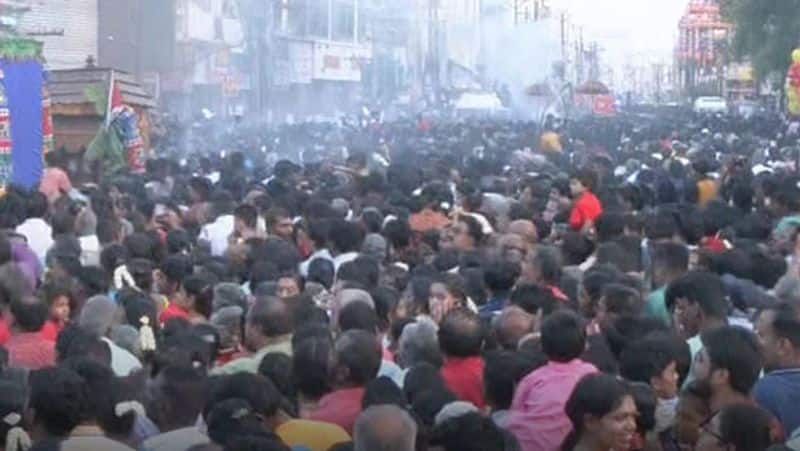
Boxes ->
[0,110,798,451]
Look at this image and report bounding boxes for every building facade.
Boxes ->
[267,0,374,118]
[675,0,732,96]
[17,0,98,70]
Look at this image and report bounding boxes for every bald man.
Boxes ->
[498,233,527,265]
[493,306,537,350]
[508,220,538,251]
[212,296,293,375]
[354,405,417,451]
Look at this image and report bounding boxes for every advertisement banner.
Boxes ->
[312,42,371,82]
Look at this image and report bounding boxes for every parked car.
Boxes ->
[733,100,764,118]
[454,92,512,119]
[693,96,728,114]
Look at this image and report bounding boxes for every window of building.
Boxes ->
[307,0,329,37]
[332,0,354,41]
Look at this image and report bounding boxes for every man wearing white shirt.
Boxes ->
[199,192,236,257]
[200,215,234,257]
[299,218,335,277]
[329,219,363,274]
[15,191,53,266]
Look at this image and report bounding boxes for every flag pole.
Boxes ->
[104,70,115,129]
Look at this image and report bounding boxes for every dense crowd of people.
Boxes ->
[0,109,799,451]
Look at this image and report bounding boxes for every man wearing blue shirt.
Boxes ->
[753,302,800,438]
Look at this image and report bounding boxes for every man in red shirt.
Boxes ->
[6,296,55,369]
[308,329,382,434]
[568,168,603,232]
[438,308,486,409]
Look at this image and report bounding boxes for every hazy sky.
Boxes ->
[561,0,688,66]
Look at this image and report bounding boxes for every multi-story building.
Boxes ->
[675,0,732,96]
[16,0,98,70]
[97,0,244,118]
[267,0,374,118]
[163,0,244,116]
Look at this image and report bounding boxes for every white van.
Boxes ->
[693,96,728,114]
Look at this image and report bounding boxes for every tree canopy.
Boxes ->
[721,0,800,83]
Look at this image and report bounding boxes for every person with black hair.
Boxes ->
[627,382,659,451]
[568,168,603,233]
[154,254,192,307]
[429,412,515,451]
[694,326,763,417]
[62,358,138,448]
[578,265,621,332]
[595,211,626,243]
[213,296,293,375]
[507,311,598,451]
[199,190,236,257]
[408,186,451,235]
[328,219,363,272]
[78,266,110,298]
[509,283,558,318]
[38,276,73,342]
[560,373,637,451]
[233,204,262,243]
[276,273,303,300]
[647,242,689,325]
[520,246,568,302]
[665,271,729,360]
[28,367,87,444]
[264,207,294,242]
[361,376,406,410]
[673,379,712,450]
[6,296,54,369]
[142,365,210,451]
[450,215,483,253]
[184,176,213,229]
[753,303,800,436]
[15,191,52,266]
[561,231,595,268]
[0,380,29,451]
[594,242,641,274]
[247,260,279,295]
[696,403,774,451]
[382,219,412,261]
[620,335,681,434]
[204,372,291,440]
[159,274,213,325]
[204,398,269,449]
[437,308,486,409]
[292,334,333,414]
[307,329,381,434]
[258,353,297,416]
[307,258,335,291]
[336,300,404,388]
[595,283,642,326]
[479,260,520,317]
[484,350,542,428]
[772,183,800,241]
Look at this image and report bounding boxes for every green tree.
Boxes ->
[721,0,800,84]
